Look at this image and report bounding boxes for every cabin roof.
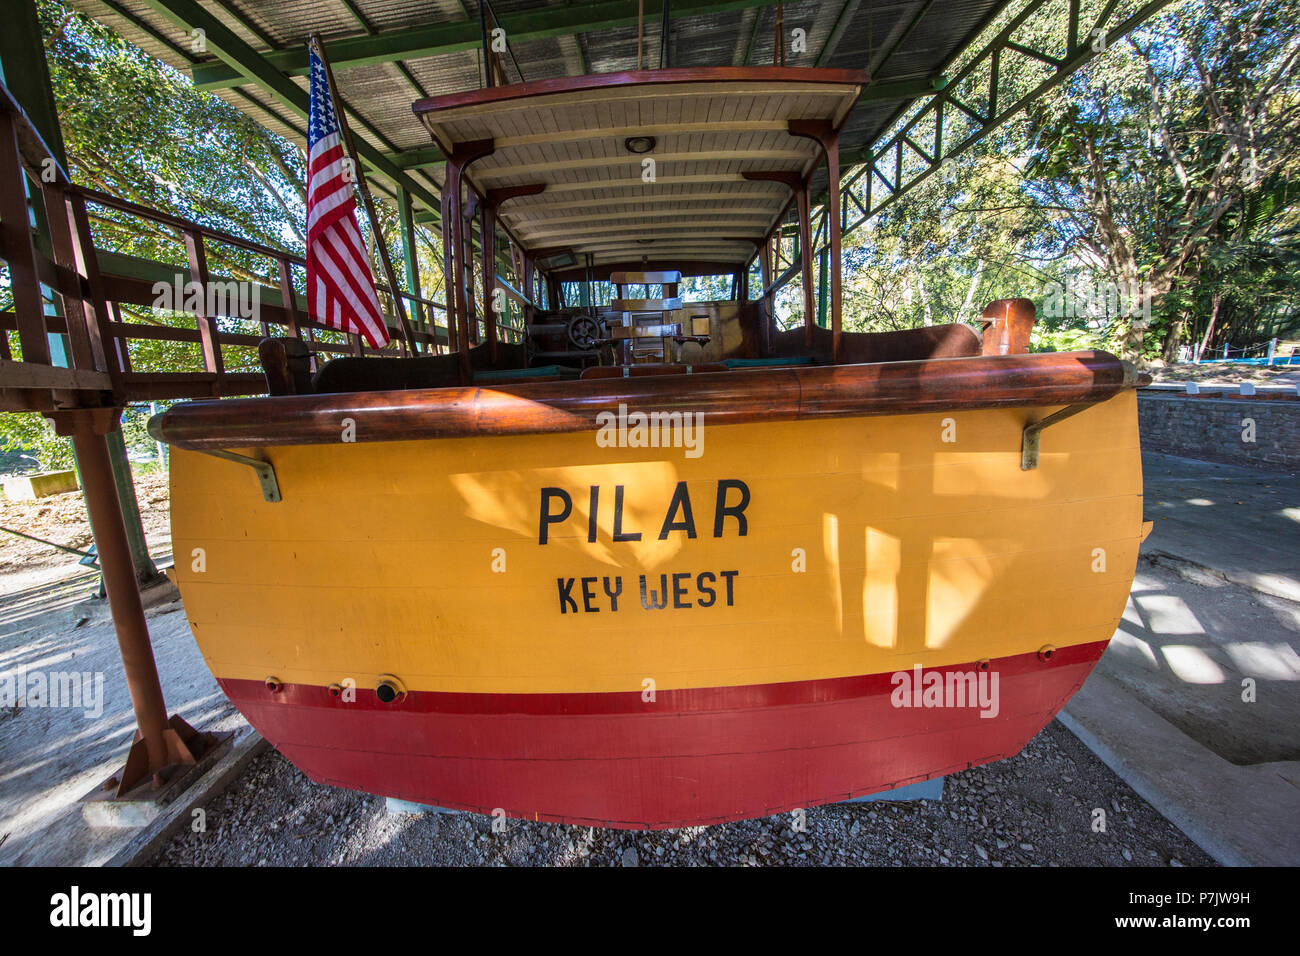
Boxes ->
[66,0,1011,229]
[414,68,865,268]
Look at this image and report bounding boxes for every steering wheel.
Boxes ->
[566,314,604,350]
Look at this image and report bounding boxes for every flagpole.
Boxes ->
[308,33,418,356]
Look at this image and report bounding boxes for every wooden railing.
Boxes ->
[0,80,524,415]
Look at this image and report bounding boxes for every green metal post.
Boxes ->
[0,4,66,161]
[397,186,425,333]
[106,425,160,584]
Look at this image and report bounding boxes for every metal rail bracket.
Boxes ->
[201,449,281,502]
[1021,404,1092,471]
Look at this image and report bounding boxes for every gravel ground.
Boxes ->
[1147,362,1299,386]
[151,720,1215,867]
[0,469,170,592]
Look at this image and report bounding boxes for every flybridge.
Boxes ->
[410,67,865,370]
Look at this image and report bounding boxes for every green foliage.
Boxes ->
[1030,326,1105,354]
[3,2,454,464]
[839,0,1300,362]
[841,149,1062,333]
[1022,0,1300,359]
[0,412,75,471]
[40,1,309,272]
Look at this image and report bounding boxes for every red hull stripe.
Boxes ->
[219,641,1107,829]
[220,641,1104,715]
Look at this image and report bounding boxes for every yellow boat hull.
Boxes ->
[168,390,1142,825]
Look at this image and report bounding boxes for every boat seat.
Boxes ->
[303,348,552,395]
[310,353,462,393]
[258,336,314,395]
[724,356,816,368]
[473,365,581,384]
[580,363,728,379]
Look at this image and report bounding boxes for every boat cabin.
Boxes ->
[260,68,1024,398]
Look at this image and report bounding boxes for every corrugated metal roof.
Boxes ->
[65,1,1007,211]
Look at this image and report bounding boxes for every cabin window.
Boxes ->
[675,275,733,302]
[560,275,740,309]
[745,258,763,301]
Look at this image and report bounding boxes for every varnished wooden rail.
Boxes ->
[151,350,1146,450]
[78,185,450,360]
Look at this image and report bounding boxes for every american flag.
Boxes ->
[306,46,389,349]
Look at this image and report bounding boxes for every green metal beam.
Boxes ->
[741,7,763,65]
[337,0,376,34]
[571,33,588,76]
[818,0,1176,247]
[333,0,430,98]
[138,0,442,213]
[859,75,949,102]
[814,0,860,67]
[1,4,67,162]
[192,0,783,89]
[210,0,280,50]
[168,0,447,207]
[869,0,938,77]
[388,145,445,169]
[815,245,828,328]
[105,0,393,182]
[555,0,590,77]
[396,185,425,326]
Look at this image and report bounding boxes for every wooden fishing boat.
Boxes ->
[151,69,1148,829]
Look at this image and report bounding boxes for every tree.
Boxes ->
[830,0,1300,363]
[1024,0,1300,360]
[2,1,453,468]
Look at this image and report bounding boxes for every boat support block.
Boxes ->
[201,449,282,502]
[1021,403,1093,471]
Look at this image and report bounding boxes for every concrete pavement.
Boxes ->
[1142,453,1300,601]
[1062,452,1300,866]
[0,575,249,866]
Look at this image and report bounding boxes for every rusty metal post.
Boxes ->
[60,410,170,764]
[106,426,162,585]
[48,408,203,794]
[442,139,494,383]
[786,120,844,360]
[825,130,843,365]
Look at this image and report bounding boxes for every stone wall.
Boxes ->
[0,469,79,500]
[1138,392,1299,470]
